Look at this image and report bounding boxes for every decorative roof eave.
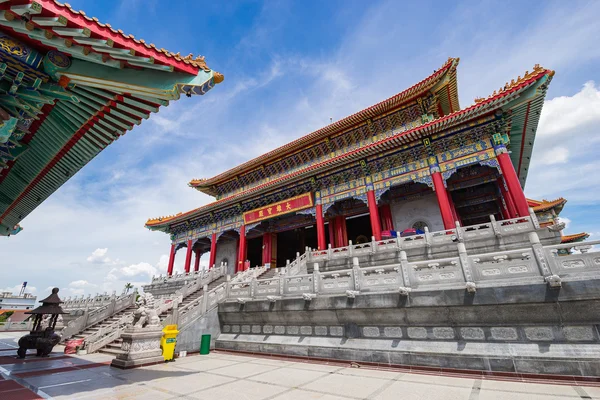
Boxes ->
[0,0,216,75]
[189,57,460,190]
[147,66,552,230]
[561,232,590,244]
[527,197,567,213]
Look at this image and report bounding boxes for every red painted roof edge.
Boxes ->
[190,58,460,188]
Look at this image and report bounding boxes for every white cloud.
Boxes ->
[87,248,112,264]
[537,81,600,136]
[69,280,95,288]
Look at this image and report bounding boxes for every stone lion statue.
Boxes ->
[131,293,160,329]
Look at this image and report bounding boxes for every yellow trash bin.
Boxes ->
[161,324,179,361]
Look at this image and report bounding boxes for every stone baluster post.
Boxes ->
[529,207,541,230]
[250,277,257,299]
[424,226,432,259]
[529,231,553,276]
[399,251,411,287]
[352,257,361,291]
[201,285,209,314]
[225,275,231,298]
[489,214,506,250]
[313,263,320,294]
[457,243,474,284]
[396,231,403,251]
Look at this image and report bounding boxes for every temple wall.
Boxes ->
[390,193,443,232]
[215,237,238,276]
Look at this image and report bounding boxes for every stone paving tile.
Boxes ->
[146,371,236,395]
[37,376,134,400]
[398,372,476,388]
[247,357,297,367]
[302,372,390,399]
[186,379,288,400]
[248,366,331,388]
[205,360,280,378]
[170,357,240,372]
[480,379,581,398]
[373,380,473,400]
[285,361,346,373]
[335,366,404,380]
[270,388,352,400]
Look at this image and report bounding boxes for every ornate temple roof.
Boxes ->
[527,197,567,213]
[561,232,590,243]
[0,0,223,235]
[189,58,461,192]
[146,62,554,230]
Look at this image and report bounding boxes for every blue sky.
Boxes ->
[2,0,600,297]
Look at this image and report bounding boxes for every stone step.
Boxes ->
[105,343,122,350]
[98,347,126,355]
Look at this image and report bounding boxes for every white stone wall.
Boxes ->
[215,237,238,275]
[389,193,444,232]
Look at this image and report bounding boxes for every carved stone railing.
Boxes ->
[0,321,33,331]
[149,262,227,284]
[224,236,600,302]
[143,263,227,299]
[84,313,134,354]
[61,291,135,311]
[60,291,137,341]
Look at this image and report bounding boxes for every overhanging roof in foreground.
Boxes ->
[0,0,223,236]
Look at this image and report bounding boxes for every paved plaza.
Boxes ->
[0,332,598,400]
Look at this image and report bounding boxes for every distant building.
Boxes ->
[0,292,36,310]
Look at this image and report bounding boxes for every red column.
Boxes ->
[167,244,176,276]
[262,232,272,266]
[184,240,193,274]
[496,147,530,217]
[498,200,510,220]
[328,219,335,247]
[447,192,461,226]
[334,216,346,247]
[237,225,246,273]
[431,172,454,230]
[193,249,201,272]
[379,204,394,232]
[208,233,217,269]
[340,216,348,246]
[367,190,382,241]
[316,204,326,250]
[498,177,517,219]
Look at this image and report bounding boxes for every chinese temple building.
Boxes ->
[0,0,223,236]
[147,58,573,276]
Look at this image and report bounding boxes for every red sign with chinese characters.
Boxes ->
[243,193,314,224]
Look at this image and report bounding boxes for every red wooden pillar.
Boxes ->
[334,216,347,247]
[237,225,246,273]
[497,199,510,220]
[316,204,326,250]
[447,192,461,226]
[498,177,517,219]
[496,146,529,217]
[193,249,201,272]
[328,218,335,248]
[184,240,193,274]
[379,204,394,232]
[431,172,454,230]
[367,190,382,241]
[208,233,217,269]
[262,232,272,266]
[167,244,176,276]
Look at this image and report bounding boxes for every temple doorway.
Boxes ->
[276,228,303,267]
[247,236,262,268]
[346,214,372,244]
[446,165,502,225]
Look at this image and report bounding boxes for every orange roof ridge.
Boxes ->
[49,0,213,72]
[189,57,460,187]
[474,64,554,104]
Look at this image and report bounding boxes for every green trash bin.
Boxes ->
[200,334,211,355]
